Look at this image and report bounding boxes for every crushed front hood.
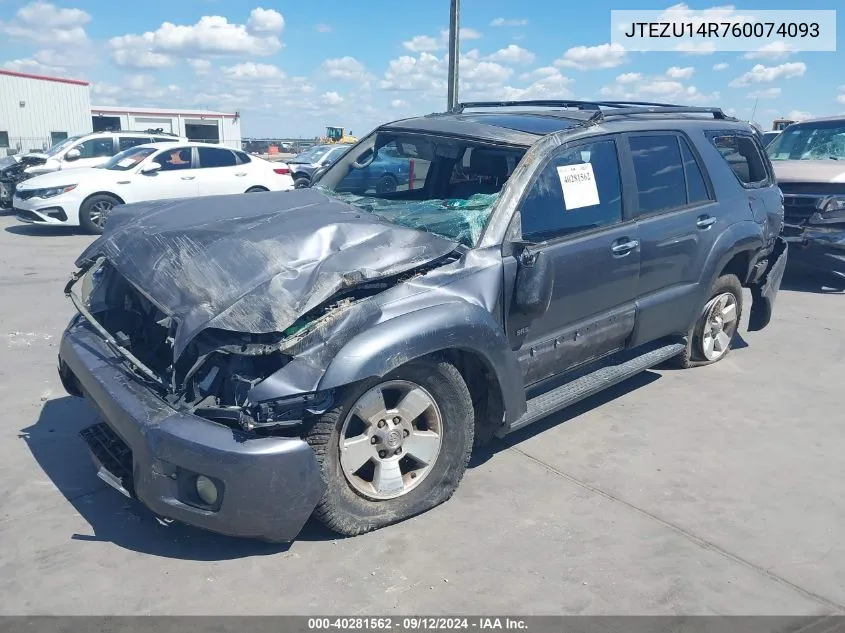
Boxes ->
[76,189,459,359]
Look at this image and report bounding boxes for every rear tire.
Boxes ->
[668,274,743,369]
[294,177,310,189]
[245,186,268,193]
[79,194,120,235]
[305,359,474,536]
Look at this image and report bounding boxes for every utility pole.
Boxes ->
[447,0,460,112]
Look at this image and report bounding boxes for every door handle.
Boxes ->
[234,172,247,177]
[181,176,195,181]
[611,239,639,255]
[696,215,717,229]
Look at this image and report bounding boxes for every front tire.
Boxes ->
[79,194,120,234]
[305,359,474,536]
[670,274,743,368]
[245,186,268,193]
[376,174,398,195]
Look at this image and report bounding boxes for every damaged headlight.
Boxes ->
[818,196,845,215]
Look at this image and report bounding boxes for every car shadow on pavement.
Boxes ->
[4,224,89,237]
[470,370,661,468]
[781,266,845,294]
[21,396,337,560]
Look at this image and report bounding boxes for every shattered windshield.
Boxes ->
[767,121,845,161]
[315,132,525,247]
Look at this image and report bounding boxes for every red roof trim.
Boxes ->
[92,109,239,119]
[0,68,89,86]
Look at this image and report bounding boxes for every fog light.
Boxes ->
[195,475,218,505]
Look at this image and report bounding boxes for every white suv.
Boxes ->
[23,131,187,177]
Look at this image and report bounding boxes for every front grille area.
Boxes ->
[80,422,135,497]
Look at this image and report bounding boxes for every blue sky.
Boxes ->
[1,0,843,137]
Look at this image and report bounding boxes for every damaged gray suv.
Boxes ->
[58,100,788,541]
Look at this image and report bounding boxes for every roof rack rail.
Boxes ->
[587,105,730,124]
[139,128,179,136]
[453,100,603,113]
[454,99,731,121]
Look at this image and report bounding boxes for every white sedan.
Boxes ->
[13,142,295,233]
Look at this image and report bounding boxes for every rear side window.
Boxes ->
[680,137,711,204]
[198,147,237,168]
[119,136,152,151]
[629,135,686,214]
[711,134,770,186]
[519,139,623,242]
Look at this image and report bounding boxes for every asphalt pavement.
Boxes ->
[0,212,843,615]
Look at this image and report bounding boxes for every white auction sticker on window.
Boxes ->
[117,158,137,168]
[557,163,599,210]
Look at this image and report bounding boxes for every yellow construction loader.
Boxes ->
[319,126,358,144]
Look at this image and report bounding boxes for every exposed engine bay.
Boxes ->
[0,154,45,207]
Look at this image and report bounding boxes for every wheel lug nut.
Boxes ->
[403,429,410,437]
[410,472,417,479]
[378,420,386,428]
[392,416,400,424]
[371,437,378,444]
[378,450,387,458]
[395,447,402,455]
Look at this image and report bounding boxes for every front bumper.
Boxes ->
[13,194,76,225]
[783,223,845,279]
[58,319,324,542]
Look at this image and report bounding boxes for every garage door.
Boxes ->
[134,117,173,133]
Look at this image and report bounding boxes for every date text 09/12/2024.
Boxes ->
[307,617,528,630]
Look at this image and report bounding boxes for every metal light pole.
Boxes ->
[447,0,460,112]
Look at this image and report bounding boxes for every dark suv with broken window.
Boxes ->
[58,101,788,542]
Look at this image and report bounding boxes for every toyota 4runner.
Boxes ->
[57,101,788,542]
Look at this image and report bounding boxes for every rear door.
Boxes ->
[506,136,641,386]
[624,132,718,345]
[193,147,244,195]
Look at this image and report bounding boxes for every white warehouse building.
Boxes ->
[91,105,242,148]
[0,69,243,157]
[0,69,93,156]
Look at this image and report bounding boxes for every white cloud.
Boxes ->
[555,43,627,71]
[490,18,528,27]
[519,67,560,82]
[501,69,574,101]
[486,45,535,65]
[787,110,812,121]
[322,91,344,105]
[665,66,695,79]
[729,62,806,87]
[402,35,440,53]
[381,52,446,92]
[837,94,845,105]
[247,8,284,34]
[402,28,482,53]
[747,87,781,99]
[108,12,285,68]
[600,70,718,104]
[112,49,174,69]
[0,2,94,75]
[391,99,408,108]
[676,42,717,55]
[187,58,212,75]
[315,23,332,33]
[616,72,642,84]
[713,62,729,71]
[323,56,370,81]
[744,41,792,60]
[221,62,285,81]
[1,1,90,45]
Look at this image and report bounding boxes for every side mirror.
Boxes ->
[65,148,81,161]
[140,162,162,174]
[513,245,554,317]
